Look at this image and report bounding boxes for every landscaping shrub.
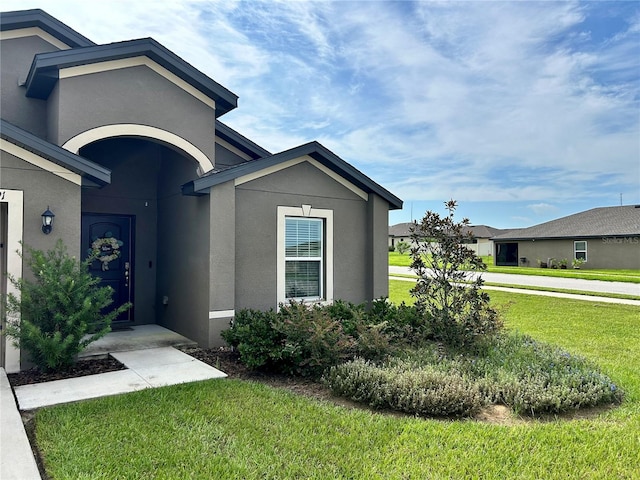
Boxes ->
[274,302,356,377]
[324,335,624,417]
[220,309,283,370]
[469,334,624,414]
[222,299,434,377]
[395,241,410,254]
[325,358,483,417]
[3,241,130,372]
[410,200,503,348]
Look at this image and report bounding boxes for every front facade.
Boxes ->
[493,206,640,269]
[0,9,401,371]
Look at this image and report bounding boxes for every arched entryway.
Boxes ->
[78,136,211,333]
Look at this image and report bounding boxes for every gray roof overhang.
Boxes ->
[0,9,95,48]
[0,119,110,187]
[215,121,271,159]
[182,141,403,210]
[24,38,238,117]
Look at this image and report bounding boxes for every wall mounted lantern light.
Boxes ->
[41,206,55,234]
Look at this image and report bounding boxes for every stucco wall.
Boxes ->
[515,238,640,269]
[0,35,59,139]
[234,160,371,312]
[50,65,216,163]
[0,152,81,254]
[155,150,211,346]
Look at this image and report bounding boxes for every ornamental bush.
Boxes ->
[325,357,483,417]
[410,200,503,348]
[222,299,430,377]
[3,241,131,372]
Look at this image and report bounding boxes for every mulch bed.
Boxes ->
[7,356,127,387]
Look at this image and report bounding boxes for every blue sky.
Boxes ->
[5,1,639,228]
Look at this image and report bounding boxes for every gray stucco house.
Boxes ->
[492,206,640,269]
[0,9,402,372]
[389,222,502,256]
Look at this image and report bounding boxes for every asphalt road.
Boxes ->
[389,266,640,298]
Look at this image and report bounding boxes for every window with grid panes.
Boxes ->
[284,217,323,299]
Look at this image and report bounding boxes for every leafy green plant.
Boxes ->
[223,299,430,377]
[410,200,502,347]
[395,240,410,254]
[3,241,130,372]
[220,308,283,370]
[274,302,356,377]
[325,357,483,417]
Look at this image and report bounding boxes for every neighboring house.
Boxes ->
[0,9,402,372]
[492,206,640,269]
[388,222,413,248]
[389,222,501,257]
[463,225,503,257]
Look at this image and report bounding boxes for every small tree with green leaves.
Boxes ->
[3,240,131,372]
[396,240,410,254]
[409,200,502,348]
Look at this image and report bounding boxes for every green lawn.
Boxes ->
[390,252,640,283]
[35,283,640,479]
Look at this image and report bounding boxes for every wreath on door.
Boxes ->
[90,234,124,271]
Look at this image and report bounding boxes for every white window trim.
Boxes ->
[0,189,23,373]
[277,205,333,307]
[574,240,588,261]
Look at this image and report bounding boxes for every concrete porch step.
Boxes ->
[79,324,197,359]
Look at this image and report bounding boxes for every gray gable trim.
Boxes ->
[0,9,95,48]
[182,141,403,210]
[215,121,271,159]
[0,119,110,187]
[24,37,238,117]
[493,206,640,240]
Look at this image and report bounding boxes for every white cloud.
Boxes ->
[2,0,638,224]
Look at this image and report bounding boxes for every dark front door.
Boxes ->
[81,214,134,322]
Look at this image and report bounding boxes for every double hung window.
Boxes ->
[277,206,333,305]
[574,241,587,261]
[285,218,323,299]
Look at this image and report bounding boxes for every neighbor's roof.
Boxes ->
[182,141,403,210]
[0,119,110,187]
[493,206,640,240]
[0,8,95,48]
[389,223,502,238]
[468,225,504,238]
[23,37,238,116]
[389,222,414,237]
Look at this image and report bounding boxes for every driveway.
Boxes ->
[389,266,640,297]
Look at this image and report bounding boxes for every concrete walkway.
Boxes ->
[1,326,227,480]
[1,368,40,480]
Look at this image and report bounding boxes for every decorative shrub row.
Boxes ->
[221,299,425,378]
[324,335,624,417]
[325,358,482,417]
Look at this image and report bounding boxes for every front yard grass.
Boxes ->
[34,283,640,479]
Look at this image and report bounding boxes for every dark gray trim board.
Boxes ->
[182,141,403,210]
[216,121,271,159]
[24,38,238,116]
[0,9,95,48]
[0,119,111,186]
